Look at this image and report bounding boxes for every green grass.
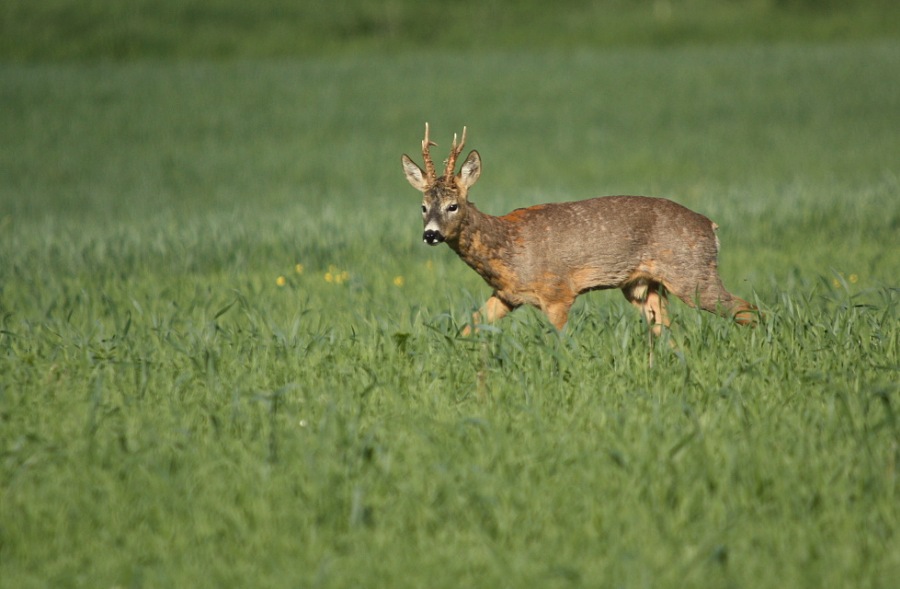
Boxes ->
[2,3,900,588]
[3,0,900,61]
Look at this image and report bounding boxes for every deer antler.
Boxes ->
[444,126,467,179]
[421,122,437,185]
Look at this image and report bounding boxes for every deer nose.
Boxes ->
[423,229,444,245]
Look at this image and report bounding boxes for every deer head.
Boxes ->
[402,123,481,245]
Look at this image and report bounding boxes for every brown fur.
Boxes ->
[402,125,757,335]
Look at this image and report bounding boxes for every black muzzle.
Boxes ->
[423,230,444,245]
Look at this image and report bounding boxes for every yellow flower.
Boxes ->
[295,263,304,274]
[276,275,287,287]
[393,275,405,287]
[325,265,350,284]
[832,273,860,288]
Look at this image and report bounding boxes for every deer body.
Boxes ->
[402,125,756,334]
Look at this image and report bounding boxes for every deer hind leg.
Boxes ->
[622,280,670,336]
[729,295,759,325]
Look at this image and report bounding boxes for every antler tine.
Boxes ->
[444,125,468,178]
[421,122,437,184]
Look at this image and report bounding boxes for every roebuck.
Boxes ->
[401,124,757,336]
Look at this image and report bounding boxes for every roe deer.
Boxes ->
[401,124,758,336]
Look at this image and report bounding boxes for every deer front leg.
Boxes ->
[623,280,670,337]
[461,295,514,336]
[542,301,573,331]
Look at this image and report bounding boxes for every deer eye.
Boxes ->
[421,205,427,213]
[447,203,459,213]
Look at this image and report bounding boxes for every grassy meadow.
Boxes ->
[2,2,900,588]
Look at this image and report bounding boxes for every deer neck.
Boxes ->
[447,203,514,288]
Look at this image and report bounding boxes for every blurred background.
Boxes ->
[3,0,898,61]
[2,1,898,291]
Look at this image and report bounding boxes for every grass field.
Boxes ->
[2,2,900,588]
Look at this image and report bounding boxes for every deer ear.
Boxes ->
[402,155,428,191]
[458,150,481,188]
